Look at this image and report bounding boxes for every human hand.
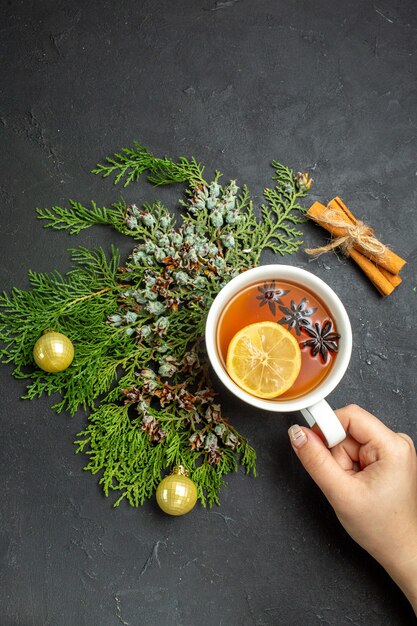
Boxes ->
[288,404,417,613]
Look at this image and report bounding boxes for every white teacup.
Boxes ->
[205,265,352,447]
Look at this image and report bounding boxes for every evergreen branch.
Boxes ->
[36,200,139,238]
[92,141,206,188]
[192,463,226,507]
[147,156,205,187]
[37,199,176,243]
[271,160,296,187]
[67,246,121,287]
[250,162,308,262]
[36,200,126,235]
[0,246,125,412]
[1,142,312,509]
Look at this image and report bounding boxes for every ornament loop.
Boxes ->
[171,465,189,476]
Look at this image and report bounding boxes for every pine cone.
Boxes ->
[121,386,143,404]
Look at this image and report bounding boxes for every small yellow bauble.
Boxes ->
[156,466,198,516]
[33,331,74,373]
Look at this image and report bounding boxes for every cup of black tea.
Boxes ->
[205,265,352,447]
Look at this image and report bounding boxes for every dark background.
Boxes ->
[1,1,416,624]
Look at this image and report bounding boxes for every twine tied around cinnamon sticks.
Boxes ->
[305,209,388,260]
[305,197,406,297]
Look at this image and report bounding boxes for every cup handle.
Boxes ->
[300,399,346,448]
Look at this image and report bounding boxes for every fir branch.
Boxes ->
[67,246,121,287]
[192,463,226,507]
[1,142,312,509]
[0,246,125,412]
[37,199,175,243]
[36,200,125,235]
[36,200,135,238]
[92,141,206,188]
[251,161,309,262]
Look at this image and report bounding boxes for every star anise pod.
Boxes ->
[301,319,340,363]
[256,282,289,316]
[278,298,317,336]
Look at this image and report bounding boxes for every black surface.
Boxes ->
[1,1,416,624]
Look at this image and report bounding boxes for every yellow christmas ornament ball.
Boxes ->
[33,330,74,373]
[156,466,198,516]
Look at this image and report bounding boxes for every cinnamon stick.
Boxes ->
[349,249,399,296]
[329,197,406,275]
[306,199,406,297]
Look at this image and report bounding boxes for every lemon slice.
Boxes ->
[226,321,301,399]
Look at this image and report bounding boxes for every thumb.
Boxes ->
[288,424,349,504]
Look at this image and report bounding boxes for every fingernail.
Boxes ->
[288,424,308,449]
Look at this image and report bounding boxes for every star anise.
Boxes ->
[300,319,340,363]
[256,282,290,316]
[278,298,317,336]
